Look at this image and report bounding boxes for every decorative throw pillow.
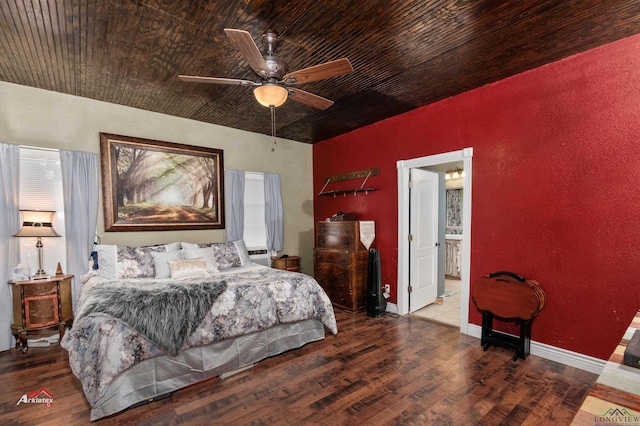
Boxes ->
[151,250,184,278]
[169,258,209,279]
[211,242,241,269]
[116,245,166,279]
[180,242,242,269]
[182,247,220,274]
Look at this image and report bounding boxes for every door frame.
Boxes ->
[396,148,473,334]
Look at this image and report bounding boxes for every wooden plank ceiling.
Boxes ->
[1,0,639,144]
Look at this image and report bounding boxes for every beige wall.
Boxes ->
[0,82,316,273]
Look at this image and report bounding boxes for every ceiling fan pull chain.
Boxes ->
[270,105,277,152]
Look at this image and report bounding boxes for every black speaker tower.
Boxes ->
[367,248,386,317]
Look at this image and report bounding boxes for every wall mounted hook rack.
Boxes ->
[318,168,379,197]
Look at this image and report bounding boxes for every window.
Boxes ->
[18,147,66,276]
[243,172,267,250]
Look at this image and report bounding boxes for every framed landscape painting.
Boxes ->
[100,133,225,232]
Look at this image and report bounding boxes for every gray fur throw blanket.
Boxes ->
[75,279,227,356]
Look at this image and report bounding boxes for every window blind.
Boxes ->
[18,147,66,276]
[243,172,267,250]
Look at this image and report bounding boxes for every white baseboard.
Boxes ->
[384,306,605,374]
[466,324,605,374]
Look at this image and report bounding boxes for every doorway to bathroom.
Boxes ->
[396,148,472,334]
[413,175,463,327]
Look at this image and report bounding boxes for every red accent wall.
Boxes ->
[313,34,640,360]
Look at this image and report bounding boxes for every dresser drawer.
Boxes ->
[316,221,368,251]
[314,273,351,304]
[314,250,352,268]
[23,281,57,297]
[314,262,351,280]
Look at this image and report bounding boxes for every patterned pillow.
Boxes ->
[117,245,166,279]
[180,242,241,269]
[211,242,241,269]
[169,258,209,279]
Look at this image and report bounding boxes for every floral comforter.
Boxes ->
[61,264,337,405]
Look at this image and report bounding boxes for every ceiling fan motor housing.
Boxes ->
[264,55,288,80]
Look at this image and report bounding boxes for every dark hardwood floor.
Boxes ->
[0,310,596,425]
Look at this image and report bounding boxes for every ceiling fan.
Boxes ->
[179,29,353,110]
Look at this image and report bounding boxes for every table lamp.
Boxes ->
[14,210,60,279]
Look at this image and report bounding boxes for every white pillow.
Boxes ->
[169,258,209,279]
[94,244,117,279]
[232,240,252,266]
[182,247,219,273]
[151,250,184,278]
[164,242,182,252]
[180,242,199,250]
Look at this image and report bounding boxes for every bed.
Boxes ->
[61,241,337,420]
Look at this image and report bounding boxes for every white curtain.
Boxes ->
[264,173,283,252]
[60,150,99,310]
[0,143,21,351]
[224,169,245,242]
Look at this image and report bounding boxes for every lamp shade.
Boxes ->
[14,210,60,238]
[253,84,288,107]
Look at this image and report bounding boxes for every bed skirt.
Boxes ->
[90,319,325,420]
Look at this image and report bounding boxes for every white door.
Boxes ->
[409,168,439,313]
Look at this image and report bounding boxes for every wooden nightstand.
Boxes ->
[8,274,74,352]
[271,256,301,272]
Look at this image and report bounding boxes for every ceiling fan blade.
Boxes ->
[178,75,257,86]
[223,28,269,77]
[288,88,334,110]
[283,58,353,85]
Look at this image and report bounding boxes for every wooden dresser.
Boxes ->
[314,221,372,312]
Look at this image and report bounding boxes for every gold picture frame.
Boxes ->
[100,133,224,232]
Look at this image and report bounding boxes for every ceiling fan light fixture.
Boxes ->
[253,84,288,107]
